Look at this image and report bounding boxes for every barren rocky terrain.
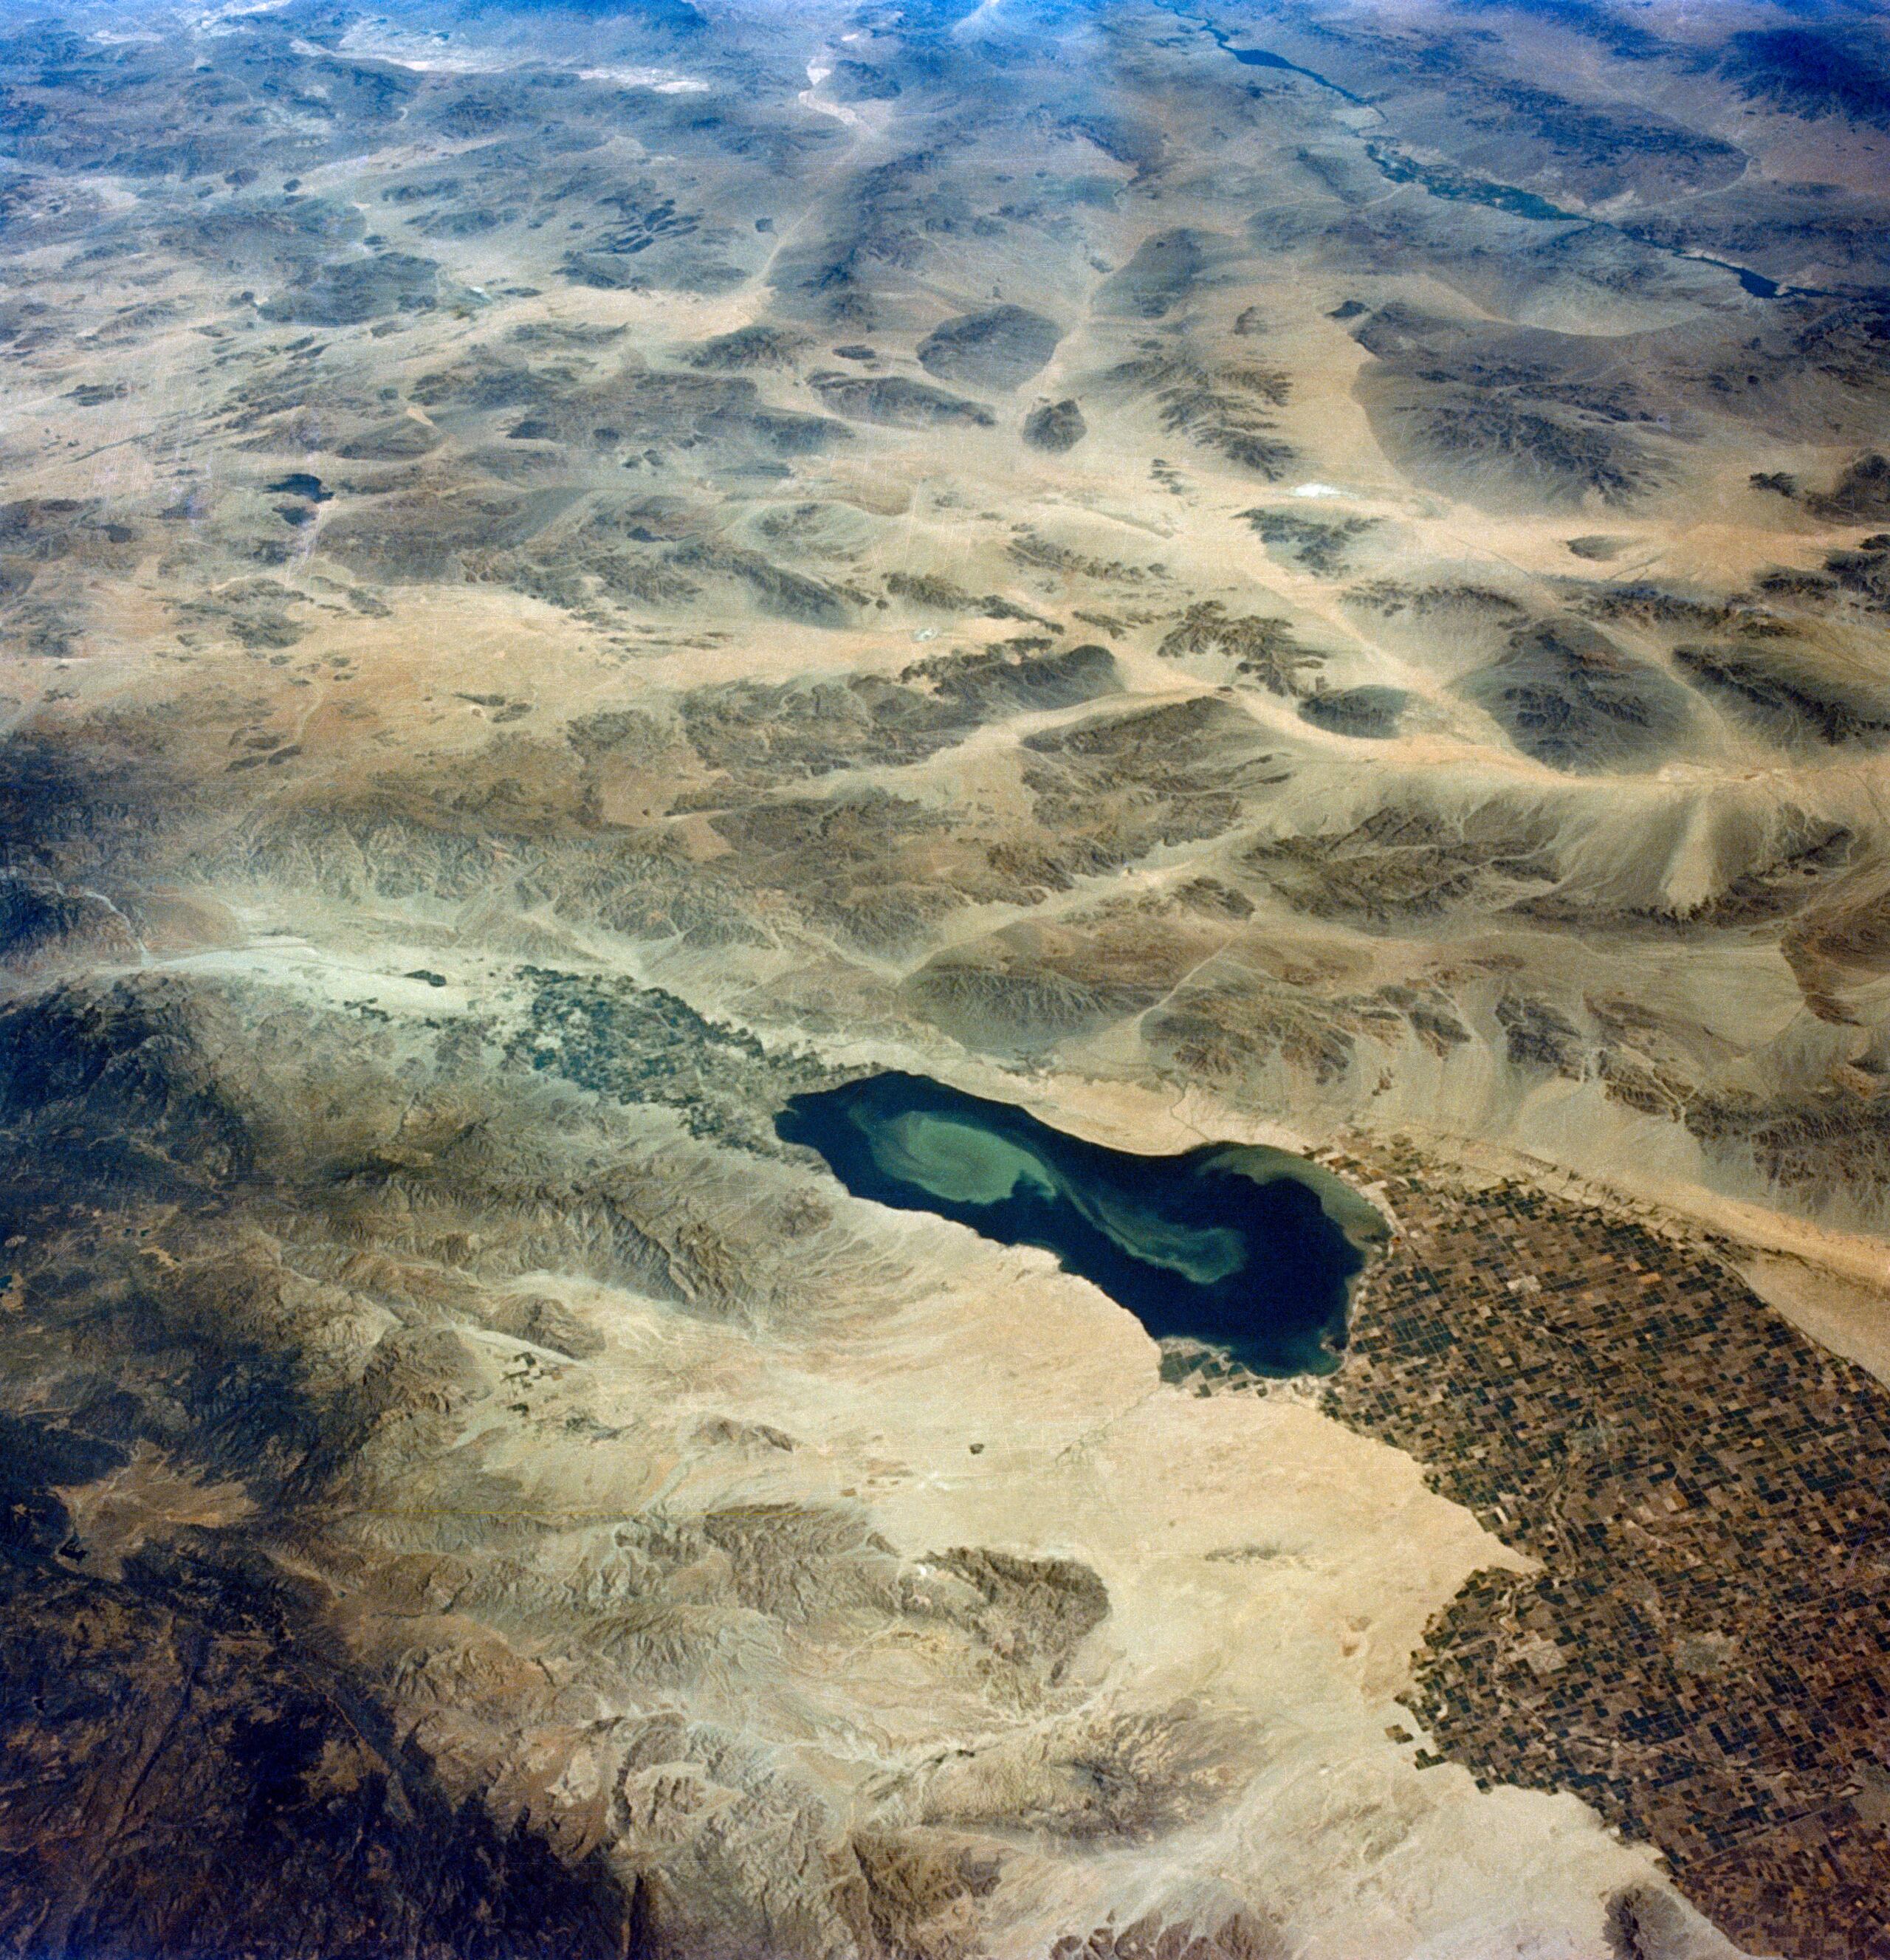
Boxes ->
[2,0,1889,1953]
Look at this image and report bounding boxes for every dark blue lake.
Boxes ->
[775,1073,1388,1377]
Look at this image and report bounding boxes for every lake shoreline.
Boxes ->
[777,1070,1391,1378]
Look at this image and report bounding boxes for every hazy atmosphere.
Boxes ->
[1,0,1888,1954]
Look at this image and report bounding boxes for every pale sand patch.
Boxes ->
[54,1440,258,1580]
[1734,1249,1890,1389]
[512,1211,1740,1959]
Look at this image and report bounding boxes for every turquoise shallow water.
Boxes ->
[776,1072,1388,1377]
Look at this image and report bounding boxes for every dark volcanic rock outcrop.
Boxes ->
[917,305,1061,389]
[1023,396,1087,450]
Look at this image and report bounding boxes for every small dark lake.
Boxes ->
[1202,21,1369,104]
[775,1072,1389,1377]
[1195,19,1810,302]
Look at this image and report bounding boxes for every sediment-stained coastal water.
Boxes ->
[777,1072,1387,1375]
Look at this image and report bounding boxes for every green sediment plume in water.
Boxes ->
[873,1111,1248,1285]
[777,1073,1387,1378]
